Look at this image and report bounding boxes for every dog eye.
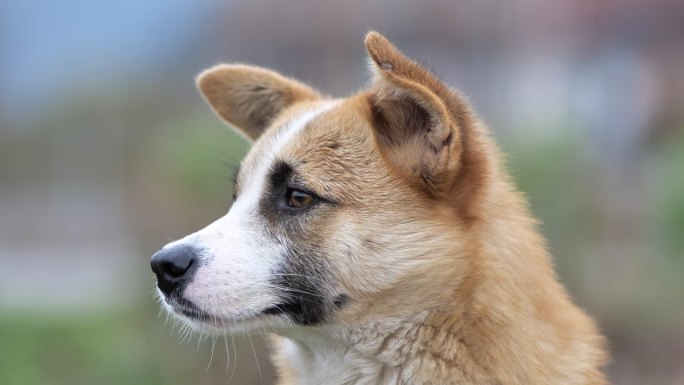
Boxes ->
[287,188,315,209]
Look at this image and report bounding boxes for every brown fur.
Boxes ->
[196,31,608,384]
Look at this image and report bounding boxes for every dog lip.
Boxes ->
[166,297,216,321]
[166,297,284,326]
[176,305,210,321]
[261,304,287,316]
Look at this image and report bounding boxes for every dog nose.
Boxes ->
[150,245,199,296]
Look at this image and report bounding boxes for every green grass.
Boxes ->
[0,303,275,385]
[0,309,194,385]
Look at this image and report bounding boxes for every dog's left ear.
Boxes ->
[197,64,321,140]
[365,32,476,195]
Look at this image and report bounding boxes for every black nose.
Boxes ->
[150,245,199,296]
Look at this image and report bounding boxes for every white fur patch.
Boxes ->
[232,102,337,215]
[281,336,400,385]
[161,101,338,330]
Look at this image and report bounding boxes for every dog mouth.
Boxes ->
[164,296,215,322]
[163,295,287,326]
[174,302,215,322]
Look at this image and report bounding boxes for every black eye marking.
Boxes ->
[269,161,292,188]
[265,160,324,213]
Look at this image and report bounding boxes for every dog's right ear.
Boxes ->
[196,64,321,140]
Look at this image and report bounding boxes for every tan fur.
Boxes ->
[197,32,608,385]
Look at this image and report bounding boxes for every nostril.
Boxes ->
[162,258,194,278]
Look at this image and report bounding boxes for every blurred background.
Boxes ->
[1,0,683,384]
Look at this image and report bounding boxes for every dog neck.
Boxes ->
[273,306,498,385]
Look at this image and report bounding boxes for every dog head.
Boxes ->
[151,32,491,334]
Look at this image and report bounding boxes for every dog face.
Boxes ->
[151,32,488,334]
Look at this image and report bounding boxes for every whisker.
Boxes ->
[274,286,327,299]
[229,335,238,383]
[270,273,320,279]
[206,336,217,372]
[223,333,230,373]
[257,329,274,356]
[202,158,239,169]
[247,333,264,385]
[191,144,243,165]
[197,333,204,352]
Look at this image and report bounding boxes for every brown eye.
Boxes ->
[287,189,315,209]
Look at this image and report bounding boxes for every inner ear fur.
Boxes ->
[196,64,321,140]
[365,31,478,195]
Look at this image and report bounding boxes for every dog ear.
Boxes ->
[197,64,321,140]
[365,32,476,195]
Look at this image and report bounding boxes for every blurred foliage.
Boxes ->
[0,305,272,385]
[1,310,172,385]
[656,127,684,261]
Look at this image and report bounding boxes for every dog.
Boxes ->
[150,32,608,384]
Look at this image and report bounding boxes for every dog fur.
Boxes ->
[154,32,608,384]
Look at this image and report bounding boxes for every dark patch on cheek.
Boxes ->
[270,244,331,326]
[258,160,342,325]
